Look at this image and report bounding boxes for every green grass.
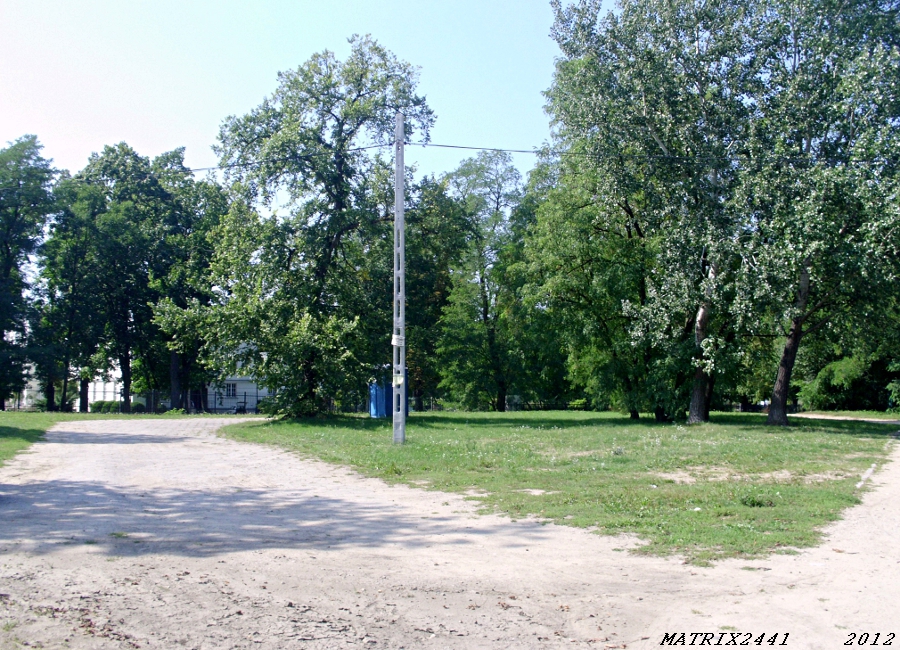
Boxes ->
[222,411,897,564]
[0,411,258,468]
[0,412,67,467]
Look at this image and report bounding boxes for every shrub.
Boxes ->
[131,403,146,413]
[568,398,590,411]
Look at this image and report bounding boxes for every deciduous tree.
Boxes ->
[0,136,55,407]
[206,36,434,416]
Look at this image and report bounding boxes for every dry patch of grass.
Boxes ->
[654,466,852,485]
[653,470,696,484]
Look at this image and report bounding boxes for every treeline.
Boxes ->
[2,1,899,421]
[0,137,227,412]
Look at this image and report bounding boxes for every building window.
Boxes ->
[225,383,237,398]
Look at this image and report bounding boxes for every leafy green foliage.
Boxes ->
[89,401,122,414]
[9,11,900,419]
[731,0,900,423]
[539,0,900,422]
[0,136,56,402]
[403,178,473,409]
[437,151,570,410]
[177,37,484,417]
[31,181,105,410]
[33,144,228,413]
[545,0,755,421]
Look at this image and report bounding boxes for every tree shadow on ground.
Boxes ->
[266,412,899,438]
[0,425,46,465]
[275,412,666,432]
[0,425,45,443]
[0,476,554,559]
[35,432,198,445]
[712,413,899,437]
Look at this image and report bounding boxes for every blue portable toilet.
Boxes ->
[368,370,408,418]
[369,382,387,418]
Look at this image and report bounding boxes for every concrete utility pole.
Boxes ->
[392,112,406,444]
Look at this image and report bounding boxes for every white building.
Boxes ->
[9,368,270,413]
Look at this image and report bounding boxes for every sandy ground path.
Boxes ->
[0,418,897,649]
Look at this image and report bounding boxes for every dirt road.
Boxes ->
[0,418,897,649]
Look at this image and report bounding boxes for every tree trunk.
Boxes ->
[120,354,132,414]
[630,409,640,420]
[767,318,803,426]
[768,264,811,427]
[704,373,716,421]
[654,406,670,422]
[79,378,89,413]
[169,350,182,410]
[45,383,56,412]
[301,357,318,415]
[414,390,423,413]
[688,368,709,424]
[486,321,506,412]
[479,267,508,415]
[59,368,70,412]
[496,381,507,413]
[687,303,712,424]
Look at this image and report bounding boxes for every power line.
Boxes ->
[410,141,900,165]
[410,142,543,155]
[3,141,897,195]
[190,143,390,173]
[0,144,393,192]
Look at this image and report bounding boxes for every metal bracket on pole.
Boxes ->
[392,112,406,444]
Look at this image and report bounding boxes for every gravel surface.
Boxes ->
[0,418,897,649]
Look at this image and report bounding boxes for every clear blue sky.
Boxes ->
[0,0,591,179]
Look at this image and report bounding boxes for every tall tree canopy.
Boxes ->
[540,0,900,423]
[437,151,523,411]
[545,0,754,421]
[10,14,900,420]
[32,180,105,411]
[35,143,221,413]
[197,35,435,416]
[737,0,900,424]
[0,136,56,407]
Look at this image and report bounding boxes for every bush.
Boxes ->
[568,398,590,411]
[799,356,897,412]
[131,403,146,413]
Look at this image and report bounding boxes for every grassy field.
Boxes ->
[223,411,898,564]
